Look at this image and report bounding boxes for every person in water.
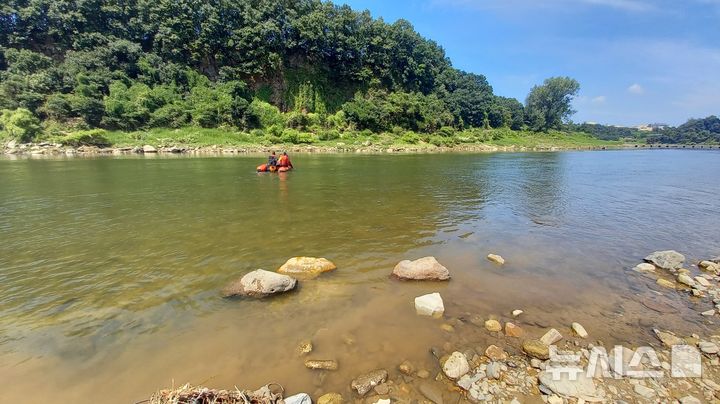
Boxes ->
[277,152,293,169]
[267,151,278,168]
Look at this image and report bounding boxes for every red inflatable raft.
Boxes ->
[257,164,291,173]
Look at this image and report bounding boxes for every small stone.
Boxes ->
[221,269,297,298]
[633,263,656,273]
[415,293,445,317]
[484,319,502,332]
[305,360,339,370]
[695,276,711,287]
[398,360,414,375]
[572,322,588,338]
[278,257,337,279]
[678,273,696,287]
[373,383,389,395]
[487,254,505,265]
[442,351,470,379]
[418,383,443,404]
[547,395,563,404]
[680,395,701,404]
[317,393,343,404]
[523,340,550,360]
[297,340,313,355]
[371,399,390,404]
[351,369,388,396]
[440,324,454,332]
[484,345,507,361]
[284,393,312,404]
[654,329,684,347]
[701,309,715,316]
[505,322,524,337]
[699,341,719,354]
[656,278,676,289]
[512,309,523,317]
[530,358,543,369]
[487,362,502,379]
[633,384,656,398]
[417,370,430,379]
[540,328,563,346]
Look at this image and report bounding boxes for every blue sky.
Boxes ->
[339,0,720,126]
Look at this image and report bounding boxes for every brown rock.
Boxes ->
[305,360,339,370]
[317,393,343,404]
[505,322,524,338]
[392,257,450,281]
[278,257,337,279]
[351,369,388,396]
[484,319,502,332]
[523,340,550,360]
[484,345,508,361]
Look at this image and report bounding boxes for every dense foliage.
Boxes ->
[570,123,640,141]
[525,77,580,132]
[646,116,720,144]
[0,0,585,143]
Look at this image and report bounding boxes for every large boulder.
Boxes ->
[222,269,297,298]
[392,257,450,281]
[277,257,337,279]
[644,250,685,270]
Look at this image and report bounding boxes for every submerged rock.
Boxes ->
[442,351,470,379]
[645,250,685,270]
[277,257,337,279]
[487,254,505,265]
[415,293,445,317]
[392,257,450,280]
[677,273,696,287]
[512,309,524,317]
[222,269,297,297]
[505,322,524,337]
[633,263,656,273]
[304,359,338,370]
[317,393,343,404]
[484,345,507,361]
[351,369,388,396]
[484,319,502,332]
[418,383,444,404]
[398,360,415,375]
[297,340,313,355]
[656,278,676,289]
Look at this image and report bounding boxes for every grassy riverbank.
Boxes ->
[40,127,625,151]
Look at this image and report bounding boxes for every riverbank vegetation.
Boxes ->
[0,1,715,147]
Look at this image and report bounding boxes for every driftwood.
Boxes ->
[144,383,285,404]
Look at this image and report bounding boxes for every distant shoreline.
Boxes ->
[3,142,719,158]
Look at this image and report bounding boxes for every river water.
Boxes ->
[0,150,719,403]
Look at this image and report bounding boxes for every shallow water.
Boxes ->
[1,150,719,403]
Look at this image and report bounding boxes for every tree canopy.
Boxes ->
[525,77,580,132]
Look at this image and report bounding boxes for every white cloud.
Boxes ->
[592,95,607,103]
[627,83,644,94]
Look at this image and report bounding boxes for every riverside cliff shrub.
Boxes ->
[0,108,42,141]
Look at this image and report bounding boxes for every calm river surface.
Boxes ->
[1,150,719,403]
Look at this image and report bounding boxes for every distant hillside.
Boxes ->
[0,0,526,134]
[647,116,720,144]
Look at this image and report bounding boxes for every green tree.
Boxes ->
[525,77,580,131]
[0,108,42,141]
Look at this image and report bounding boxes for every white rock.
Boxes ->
[415,293,444,317]
[572,322,588,338]
[539,369,598,399]
[142,145,157,153]
[442,351,470,379]
[372,400,390,404]
[512,309,523,317]
[547,396,563,404]
[487,254,505,265]
[540,328,563,346]
[701,309,715,316]
[487,362,501,379]
[633,384,656,398]
[633,263,656,273]
[284,393,312,404]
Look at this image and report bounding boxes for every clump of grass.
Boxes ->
[145,383,285,404]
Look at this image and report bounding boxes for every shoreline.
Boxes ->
[3,141,719,158]
[147,253,720,404]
